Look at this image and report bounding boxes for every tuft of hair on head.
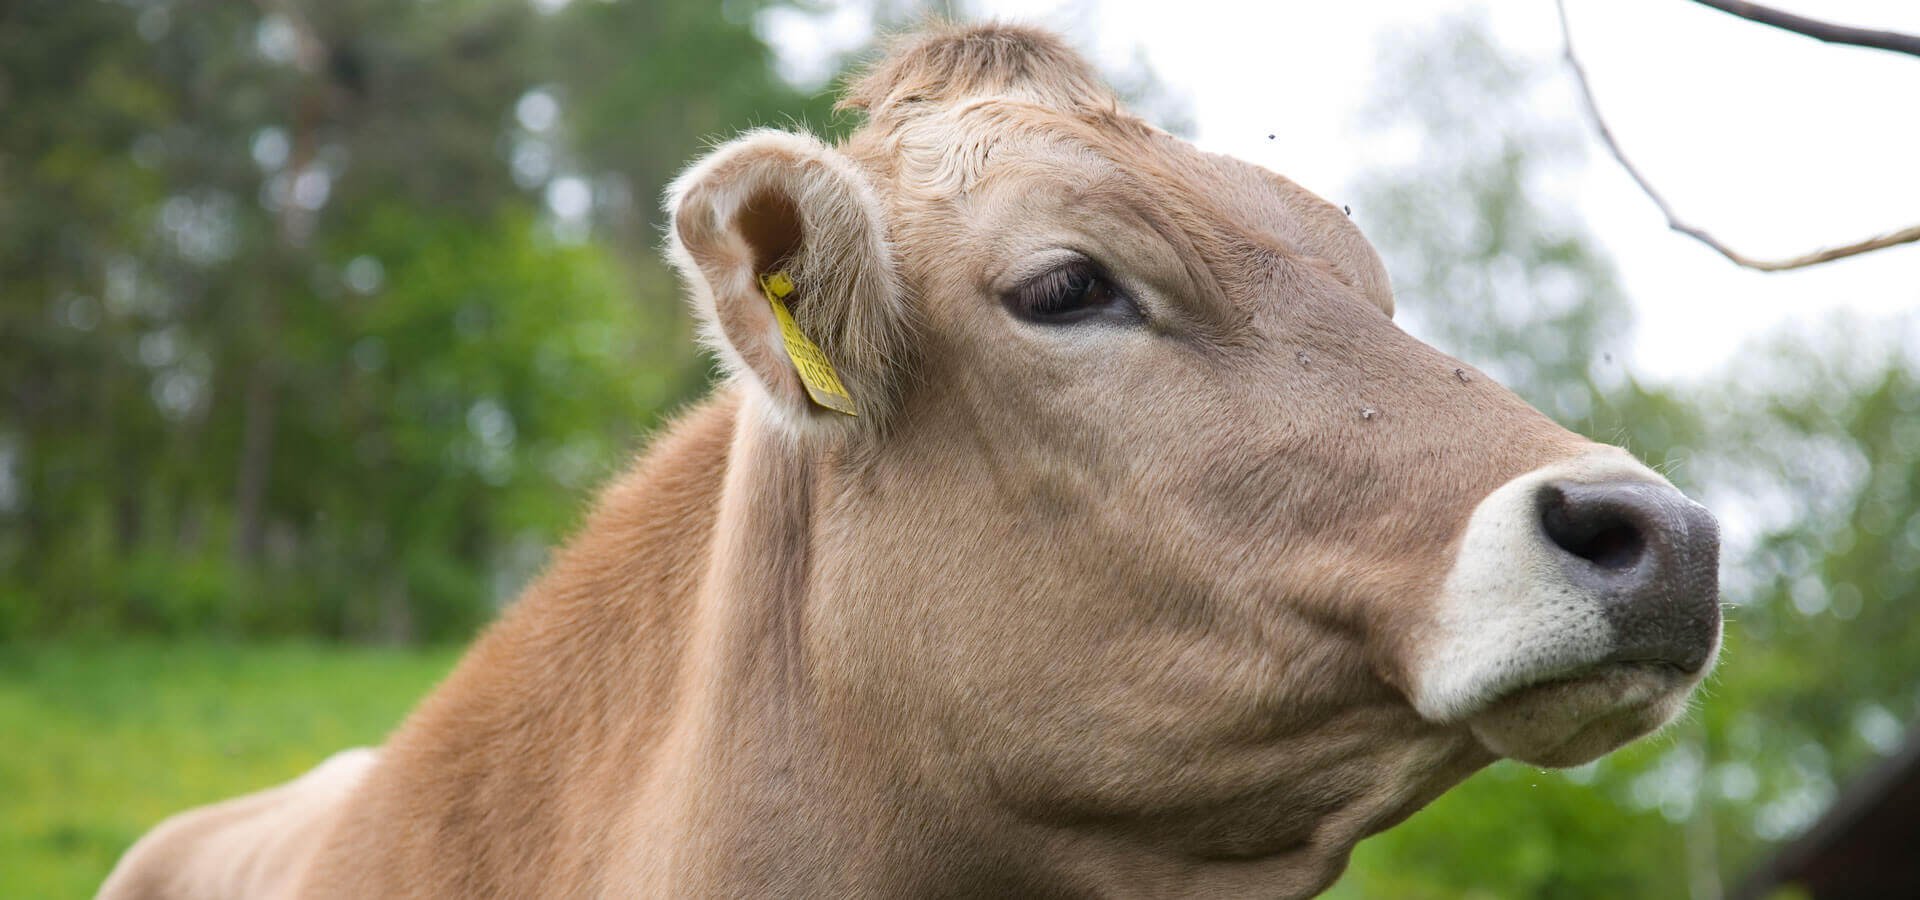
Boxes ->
[838,22,1117,128]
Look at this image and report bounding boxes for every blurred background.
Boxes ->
[3,0,1917,896]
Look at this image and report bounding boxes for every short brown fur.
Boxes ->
[102,23,1704,899]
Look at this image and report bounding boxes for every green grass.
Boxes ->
[0,640,460,898]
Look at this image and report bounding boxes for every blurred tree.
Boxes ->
[0,0,825,640]
[1329,15,1920,900]
[542,0,844,244]
[1683,315,1920,891]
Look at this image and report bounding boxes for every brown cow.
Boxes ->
[101,23,1721,899]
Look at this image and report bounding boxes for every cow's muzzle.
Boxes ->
[1408,448,1723,767]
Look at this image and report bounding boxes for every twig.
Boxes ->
[1555,0,1920,271]
[1688,0,1920,59]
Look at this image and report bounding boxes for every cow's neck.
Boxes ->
[631,391,978,895]
[692,394,815,702]
[629,390,1477,897]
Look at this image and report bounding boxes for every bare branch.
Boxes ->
[1555,0,1920,271]
[1688,0,1920,59]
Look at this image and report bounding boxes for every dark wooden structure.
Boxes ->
[1732,727,1920,899]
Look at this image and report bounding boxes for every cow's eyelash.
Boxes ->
[1003,259,1139,325]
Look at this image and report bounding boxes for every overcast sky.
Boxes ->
[761,0,1920,383]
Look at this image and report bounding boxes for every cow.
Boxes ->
[101,23,1721,899]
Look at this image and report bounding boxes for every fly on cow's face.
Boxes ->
[1004,257,1142,326]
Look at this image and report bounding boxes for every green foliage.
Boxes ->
[1332,756,1690,899]
[544,0,847,241]
[0,0,817,641]
[0,640,460,898]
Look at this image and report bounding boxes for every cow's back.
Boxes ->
[97,748,379,900]
[289,396,734,898]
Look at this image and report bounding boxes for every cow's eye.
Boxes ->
[1005,260,1136,325]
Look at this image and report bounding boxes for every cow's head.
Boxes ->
[667,24,1719,889]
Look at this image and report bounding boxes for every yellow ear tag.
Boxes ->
[760,271,858,417]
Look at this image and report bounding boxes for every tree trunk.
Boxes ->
[231,368,276,562]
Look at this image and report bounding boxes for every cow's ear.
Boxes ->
[668,129,910,435]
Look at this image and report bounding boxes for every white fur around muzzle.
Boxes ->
[1411,448,1709,723]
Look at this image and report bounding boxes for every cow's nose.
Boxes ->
[1537,480,1721,674]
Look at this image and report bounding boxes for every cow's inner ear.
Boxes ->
[667,129,910,434]
[737,189,803,278]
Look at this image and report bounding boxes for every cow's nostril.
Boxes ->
[1540,492,1646,573]
[1532,477,1722,675]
